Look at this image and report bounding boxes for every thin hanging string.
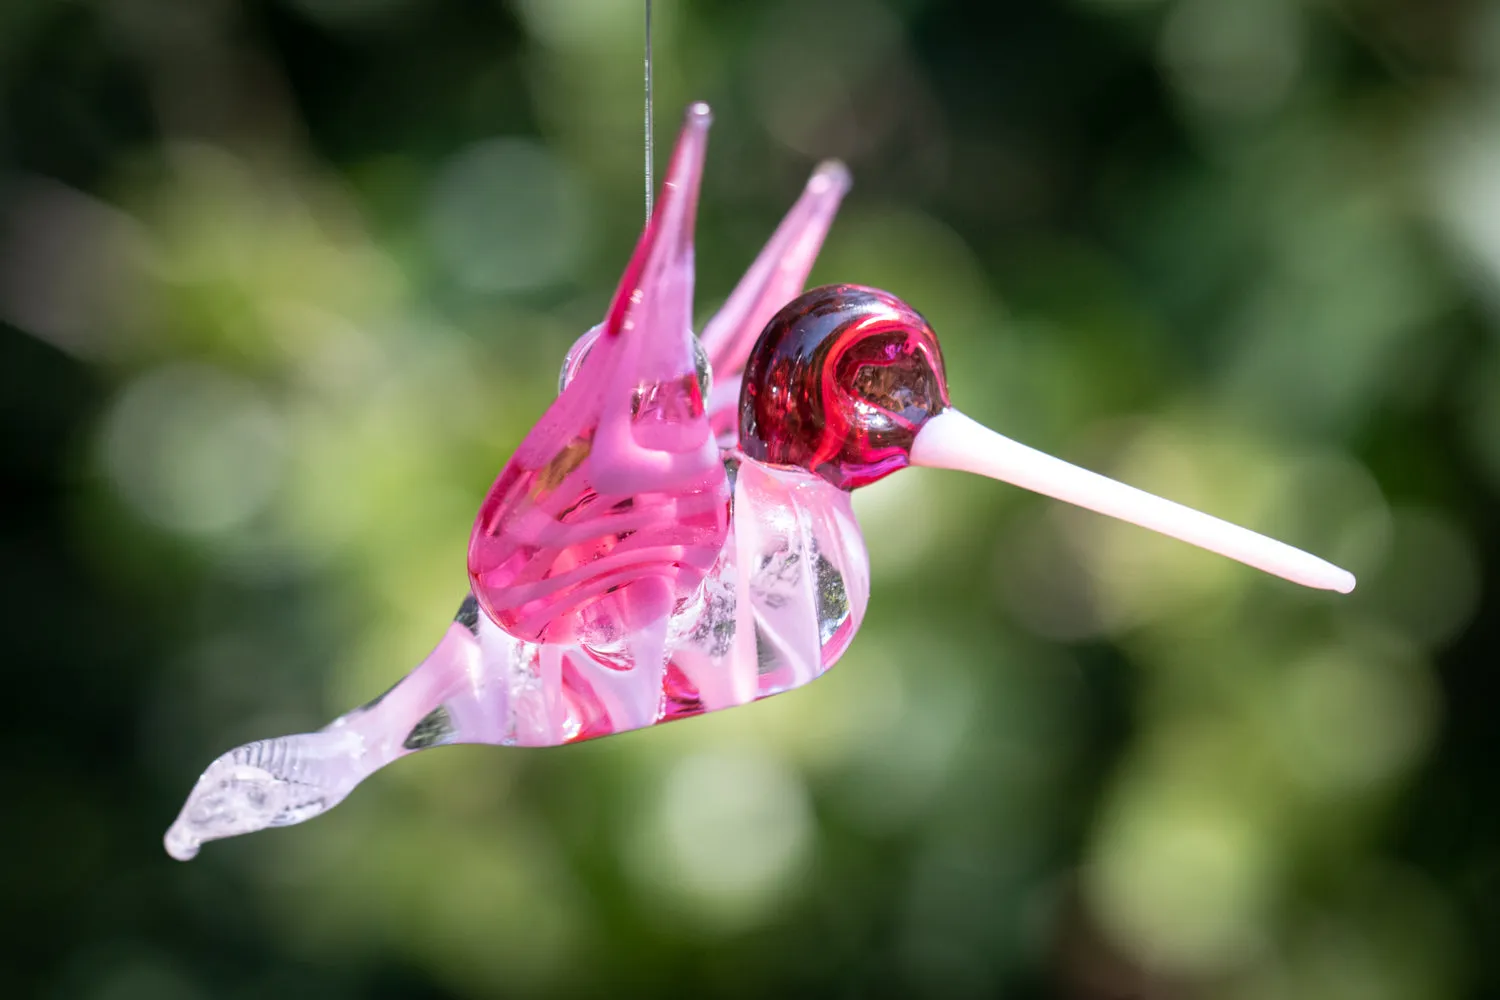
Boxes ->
[644,0,654,222]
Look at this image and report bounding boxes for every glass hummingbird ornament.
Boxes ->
[165,104,1354,860]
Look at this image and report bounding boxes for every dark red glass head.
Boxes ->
[739,284,950,489]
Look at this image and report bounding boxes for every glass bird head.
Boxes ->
[165,105,1353,861]
[740,285,950,489]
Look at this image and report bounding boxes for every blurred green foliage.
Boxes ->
[3,0,1498,997]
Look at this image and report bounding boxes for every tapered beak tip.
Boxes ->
[686,101,713,126]
[912,408,1360,597]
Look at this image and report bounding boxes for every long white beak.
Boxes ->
[910,409,1356,594]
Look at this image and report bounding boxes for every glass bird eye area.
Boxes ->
[739,284,951,490]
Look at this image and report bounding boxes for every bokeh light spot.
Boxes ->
[852,469,949,577]
[1274,644,1436,794]
[1355,508,1480,649]
[426,138,590,294]
[515,0,652,52]
[627,749,813,930]
[0,176,152,360]
[1090,787,1274,974]
[1159,0,1303,119]
[100,364,285,536]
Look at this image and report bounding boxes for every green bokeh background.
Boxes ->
[4,0,1497,997]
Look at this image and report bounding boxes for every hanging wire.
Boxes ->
[644,0,654,222]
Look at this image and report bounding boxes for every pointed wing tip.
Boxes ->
[811,159,852,194]
[663,103,713,186]
[685,101,713,127]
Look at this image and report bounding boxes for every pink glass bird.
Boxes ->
[165,104,1354,860]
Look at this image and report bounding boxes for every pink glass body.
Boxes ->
[167,106,897,858]
[400,457,867,746]
[458,107,876,741]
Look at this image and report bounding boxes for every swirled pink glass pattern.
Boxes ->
[467,105,729,679]
[165,105,861,859]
